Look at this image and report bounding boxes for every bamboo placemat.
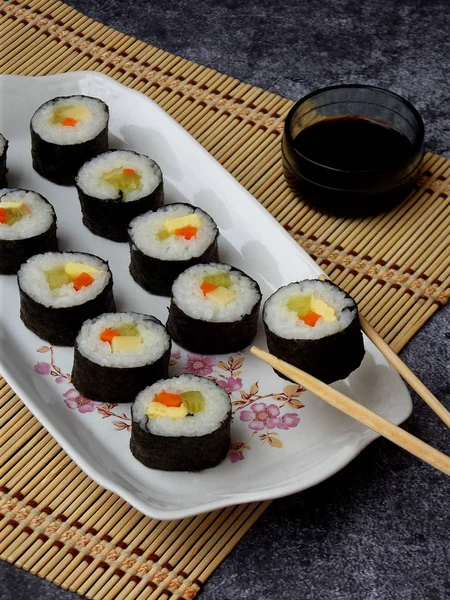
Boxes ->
[1,1,450,598]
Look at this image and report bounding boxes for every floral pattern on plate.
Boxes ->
[34,345,306,454]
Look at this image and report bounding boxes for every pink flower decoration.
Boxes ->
[240,402,282,431]
[279,413,301,430]
[217,377,243,394]
[55,376,66,384]
[171,350,181,360]
[228,451,245,463]
[34,362,51,375]
[185,354,216,376]
[63,388,101,413]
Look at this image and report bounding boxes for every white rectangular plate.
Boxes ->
[0,72,412,520]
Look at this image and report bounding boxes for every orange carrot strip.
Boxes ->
[73,272,95,291]
[200,282,217,295]
[300,311,321,327]
[123,168,135,174]
[0,208,7,223]
[154,391,183,407]
[100,329,120,343]
[61,117,77,127]
[174,225,198,240]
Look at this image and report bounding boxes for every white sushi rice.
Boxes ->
[31,96,108,145]
[76,150,161,202]
[264,280,356,340]
[0,134,6,156]
[133,374,231,437]
[172,263,260,323]
[0,189,54,241]
[129,203,217,260]
[18,252,110,309]
[76,312,170,368]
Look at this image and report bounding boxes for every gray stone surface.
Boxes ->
[1,0,449,599]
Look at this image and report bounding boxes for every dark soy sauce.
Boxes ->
[293,116,413,172]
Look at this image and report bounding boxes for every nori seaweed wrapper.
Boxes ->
[0,191,58,274]
[77,182,163,243]
[129,240,218,296]
[263,281,365,383]
[18,255,115,346]
[0,137,8,187]
[166,266,261,354]
[130,412,231,471]
[71,317,171,403]
[129,205,219,295]
[30,96,109,186]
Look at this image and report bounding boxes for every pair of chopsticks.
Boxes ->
[251,347,450,476]
[250,275,450,477]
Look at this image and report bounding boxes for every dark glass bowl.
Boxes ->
[282,84,425,218]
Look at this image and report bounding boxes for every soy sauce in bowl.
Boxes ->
[282,85,425,218]
[293,116,412,172]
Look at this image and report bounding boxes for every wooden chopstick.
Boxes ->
[317,275,450,428]
[250,346,450,477]
[359,317,450,427]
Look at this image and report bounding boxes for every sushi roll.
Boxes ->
[31,96,109,185]
[263,279,365,383]
[0,134,8,187]
[76,150,164,242]
[129,203,219,296]
[167,263,261,354]
[18,251,115,346]
[130,374,232,471]
[72,313,171,403]
[0,188,58,274]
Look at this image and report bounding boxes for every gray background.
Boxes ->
[1,0,449,598]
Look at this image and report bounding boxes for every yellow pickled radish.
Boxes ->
[64,262,100,278]
[164,213,201,233]
[3,206,29,225]
[51,104,92,124]
[111,336,142,352]
[310,295,336,322]
[146,402,188,419]
[206,285,235,306]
